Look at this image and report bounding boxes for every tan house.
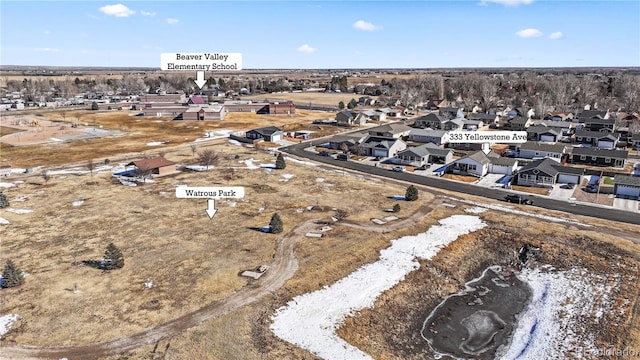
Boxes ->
[127,157,177,177]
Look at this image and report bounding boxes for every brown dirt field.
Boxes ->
[441,174,478,182]
[243,92,378,107]
[0,109,339,168]
[0,142,427,349]
[511,184,551,195]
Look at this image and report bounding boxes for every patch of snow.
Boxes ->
[465,206,488,214]
[271,215,487,360]
[315,178,325,183]
[0,314,20,337]
[12,196,28,202]
[0,217,10,225]
[257,207,265,213]
[47,167,89,175]
[286,157,318,167]
[0,182,15,188]
[5,208,33,214]
[228,139,242,146]
[392,195,406,200]
[146,141,164,146]
[497,267,619,359]
[72,200,84,206]
[280,173,294,182]
[50,137,64,142]
[184,165,213,172]
[10,168,26,174]
[240,158,260,169]
[194,129,233,142]
[226,201,237,207]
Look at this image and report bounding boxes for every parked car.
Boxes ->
[504,194,534,205]
[392,166,405,172]
[415,164,430,171]
[336,153,350,161]
[584,185,598,193]
[318,151,331,157]
[560,183,575,189]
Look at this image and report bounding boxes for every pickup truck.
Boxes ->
[504,194,534,205]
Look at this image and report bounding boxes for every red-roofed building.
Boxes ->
[127,157,177,176]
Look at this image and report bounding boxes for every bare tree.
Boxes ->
[351,143,365,156]
[190,143,197,156]
[135,165,153,184]
[334,209,349,222]
[340,143,350,154]
[222,167,236,184]
[86,159,95,177]
[42,171,50,185]
[197,149,220,170]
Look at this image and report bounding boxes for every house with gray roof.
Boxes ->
[328,134,365,150]
[569,147,628,168]
[336,109,367,127]
[574,130,620,149]
[526,125,561,142]
[488,157,518,175]
[443,118,465,131]
[537,120,575,135]
[510,116,534,131]
[414,113,448,129]
[367,123,412,138]
[517,142,569,161]
[396,143,453,167]
[439,107,464,120]
[408,128,448,146]
[446,150,493,177]
[246,126,283,142]
[516,158,585,187]
[361,136,407,158]
[614,175,640,199]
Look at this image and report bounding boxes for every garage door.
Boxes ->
[558,174,580,184]
[490,165,511,175]
[597,140,614,149]
[270,134,282,142]
[616,185,640,197]
[540,135,555,142]
[373,149,387,158]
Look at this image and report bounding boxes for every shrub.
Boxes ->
[405,185,419,201]
[275,153,286,170]
[0,191,9,209]
[269,213,283,234]
[393,203,401,212]
[1,260,24,288]
[102,243,124,270]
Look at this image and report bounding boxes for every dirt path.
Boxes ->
[0,204,439,360]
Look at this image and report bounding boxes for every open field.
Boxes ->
[243,92,378,107]
[0,109,340,168]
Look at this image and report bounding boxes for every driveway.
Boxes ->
[548,185,578,201]
[613,197,640,212]
[475,174,507,188]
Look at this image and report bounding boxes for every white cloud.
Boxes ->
[353,20,380,31]
[297,44,317,53]
[34,48,61,53]
[516,28,543,38]
[141,10,156,17]
[99,4,135,17]
[549,31,563,39]
[166,18,179,24]
[480,0,534,6]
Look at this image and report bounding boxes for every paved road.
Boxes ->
[281,141,640,226]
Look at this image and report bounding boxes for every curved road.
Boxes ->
[0,205,438,359]
[280,140,640,225]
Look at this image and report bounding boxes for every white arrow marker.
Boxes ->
[205,198,218,219]
[194,70,207,89]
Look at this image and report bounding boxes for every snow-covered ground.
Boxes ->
[5,208,33,214]
[0,217,10,225]
[0,314,20,337]
[280,174,294,182]
[498,266,621,359]
[0,182,15,188]
[72,200,84,206]
[194,129,233,142]
[146,141,165,146]
[184,165,214,172]
[271,215,487,360]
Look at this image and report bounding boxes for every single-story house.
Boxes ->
[328,135,362,150]
[377,107,402,118]
[127,157,177,177]
[367,123,412,138]
[447,150,493,177]
[510,116,534,131]
[396,143,453,167]
[462,119,485,131]
[362,109,384,122]
[577,109,609,122]
[414,113,449,129]
[442,118,465,131]
[517,142,569,161]
[583,117,616,132]
[527,125,561,142]
[468,113,499,125]
[439,107,464,119]
[488,157,518,175]
[246,126,284,142]
[516,158,584,187]
[179,105,227,121]
[408,128,448,145]
[569,147,628,168]
[536,120,575,136]
[544,112,574,122]
[574,130,621,149]
[361,136,407,158]
[336,110,367,127]
[614,175,640,199]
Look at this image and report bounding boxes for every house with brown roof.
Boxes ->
[127,157,177,177]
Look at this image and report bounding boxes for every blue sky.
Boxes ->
[1,0,639,68]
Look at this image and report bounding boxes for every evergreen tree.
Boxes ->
[405,185,419,201]
[1,260,24,288]
[347,98,358,109]
[393,203,401,213]
[91,101,99,110]
[269,213,283,234]
[103,243,124,270]
[275,153,286,170]
[338,101,345,110]
[0,191,9,209]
